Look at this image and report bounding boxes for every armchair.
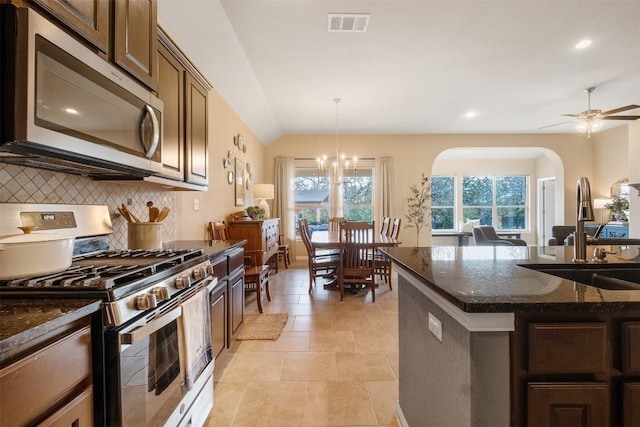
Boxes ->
[473,226,527,246]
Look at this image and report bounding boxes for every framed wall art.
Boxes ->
[235,158,245,206]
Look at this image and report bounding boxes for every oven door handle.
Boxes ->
[120,305,182,348]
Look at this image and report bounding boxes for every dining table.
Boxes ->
[310,230,401,291]
[310,230,401,249]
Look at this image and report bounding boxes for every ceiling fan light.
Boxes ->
[575,118,603,134]
[575,121,588,132]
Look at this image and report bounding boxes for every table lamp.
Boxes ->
[254,184,274,218]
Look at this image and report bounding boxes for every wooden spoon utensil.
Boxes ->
[156,207,170,223]
[147,201,159,222]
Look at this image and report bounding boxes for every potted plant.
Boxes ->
[405,173,431,247]
[246,205,265,220]
[604,195,630,222]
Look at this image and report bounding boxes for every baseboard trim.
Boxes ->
[395,401,409,427]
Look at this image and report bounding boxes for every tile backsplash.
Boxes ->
[1,164,175,250]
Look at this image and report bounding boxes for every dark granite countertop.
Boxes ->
[0,298,101,366]
[0,240,244,366]
[163,239,246,259]
[381,245,640,313]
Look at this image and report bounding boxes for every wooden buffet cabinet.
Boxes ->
[227,219,280,267]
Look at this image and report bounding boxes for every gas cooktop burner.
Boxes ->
[0,248,206,293]
[89,248,196,259]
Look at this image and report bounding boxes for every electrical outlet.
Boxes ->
[428,313,442,342]
[126,198,132,205]
[193,198,200,211]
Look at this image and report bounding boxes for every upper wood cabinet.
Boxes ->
[28,0,157,89]
[157,27,211,187]
[185,72,208,185]
[113,0,158,90]
[30,0,109,53]
[157,41,185,180]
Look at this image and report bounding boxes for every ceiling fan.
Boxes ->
[540,87,640,137]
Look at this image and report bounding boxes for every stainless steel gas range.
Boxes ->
[0,204,216,427]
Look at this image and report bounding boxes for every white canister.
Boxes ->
[128,222,162,250]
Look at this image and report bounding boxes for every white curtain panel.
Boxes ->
[375,157,393,225]
[273,156,295,241]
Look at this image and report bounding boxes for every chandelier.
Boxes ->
[317,98,358,185]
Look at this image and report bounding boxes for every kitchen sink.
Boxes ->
[520,264,640,290]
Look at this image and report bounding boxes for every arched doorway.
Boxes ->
[431,147,565,246]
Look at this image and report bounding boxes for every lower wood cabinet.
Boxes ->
[230,268,244,337]
[622,321,640,373]
[0,324,93,427]
[208,248,244,356]
[623,383,640,427]
[39,386,94,427]
[210,282,228,359]
[527,382,609,427]
[513,312,640,427]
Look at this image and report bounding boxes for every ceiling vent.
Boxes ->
[328,13,370,32]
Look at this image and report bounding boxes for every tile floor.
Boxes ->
[206,260,400,427]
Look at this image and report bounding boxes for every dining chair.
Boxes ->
[208,221,228,241]
[375,218,397,288]
[339,221,376,301]
[329,217,346,232]
[243,251,271,313]
[277,234,290,269]
[380,217,391,236]
[298,219,340,293]
[388,218,402,239]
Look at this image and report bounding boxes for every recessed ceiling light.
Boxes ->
[573,39,594,50]
[464,111,477,119]
[65,108,79,115]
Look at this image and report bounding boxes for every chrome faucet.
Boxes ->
[573,177,595,263]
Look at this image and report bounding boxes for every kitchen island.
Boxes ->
[380,245,640,427]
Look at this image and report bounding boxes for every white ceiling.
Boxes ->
[157,0,640,145]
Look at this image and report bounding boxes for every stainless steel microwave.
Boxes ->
[0,6,163,178]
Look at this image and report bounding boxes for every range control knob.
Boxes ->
[205,264,214,276]
[152,287,169,302]
[175,274,191,289]
[193,267,203,280]
[135,293,157,310]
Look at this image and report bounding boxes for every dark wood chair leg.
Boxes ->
[255,283,263,313]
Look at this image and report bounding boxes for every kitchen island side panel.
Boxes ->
[398,274,510,427]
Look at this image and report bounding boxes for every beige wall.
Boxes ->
[265,133,599,246]
[592,125,630,198]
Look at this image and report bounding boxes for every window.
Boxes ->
[462,175,528,230]
[293,159,375,235]
[431,176,455,230]
[294,164,329,235]
[431,174,529,231]
[343,166,373,222]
